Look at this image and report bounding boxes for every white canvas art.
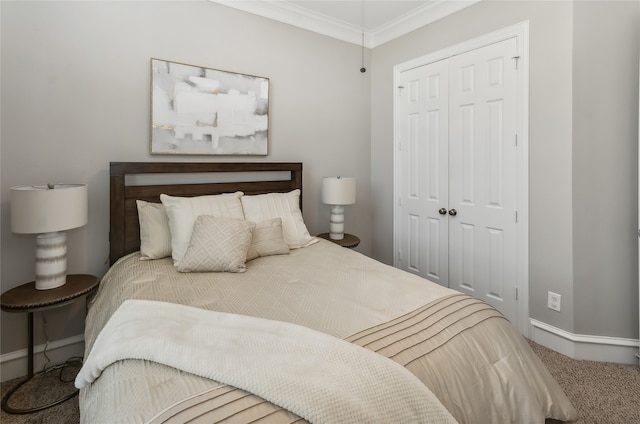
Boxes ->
[151,59,269,155]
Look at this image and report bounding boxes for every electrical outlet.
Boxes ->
[548,291,561,312]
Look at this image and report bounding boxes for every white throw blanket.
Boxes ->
[76,299,457,424]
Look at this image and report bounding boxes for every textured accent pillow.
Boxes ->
[136,200,171,260]
[246,218,290,261]
[241,190,317,249]
[176,216,255,273]
[160,192,245,265]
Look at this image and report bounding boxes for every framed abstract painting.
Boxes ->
[150,58,269,155]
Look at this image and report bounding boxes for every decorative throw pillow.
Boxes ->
[246,218,290,261]
[160,192,245,265]
[240,190,317,249]
[136,200,171,260]
[176,216,255,273]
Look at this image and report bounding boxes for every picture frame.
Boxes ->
[150,58,269,155]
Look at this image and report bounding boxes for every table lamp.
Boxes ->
[321,177,356,240]
[11,184,88,290]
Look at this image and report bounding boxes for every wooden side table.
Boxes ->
[0,274,99,414]
[316,233,360,249]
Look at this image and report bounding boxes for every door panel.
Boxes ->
[397,61,449,284]
[448,38,518,322]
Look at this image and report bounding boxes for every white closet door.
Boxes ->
[397,60,449,285]
[448,38,519,321]
[396,38,519,325]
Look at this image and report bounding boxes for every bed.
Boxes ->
[77,161,578,424]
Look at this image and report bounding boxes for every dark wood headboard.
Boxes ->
[110,162,303,265]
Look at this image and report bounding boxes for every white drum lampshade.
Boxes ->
[11,184,88,290]
[321,177,356,240]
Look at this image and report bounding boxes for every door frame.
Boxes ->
[392,21,530,336]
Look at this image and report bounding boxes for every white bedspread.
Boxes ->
[76,299,457,424]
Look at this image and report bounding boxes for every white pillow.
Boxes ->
[176,216,255,273]
[240,189,317,249]
[160,192,244,265]
[136,200,171,260]
[246,218,290,261]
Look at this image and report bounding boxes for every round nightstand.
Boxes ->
[316,233,360,249]
[1,274,99,414]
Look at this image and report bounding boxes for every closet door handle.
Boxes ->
[448,209,457,216]
[439,208,447,215]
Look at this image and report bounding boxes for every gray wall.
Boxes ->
[1,0,638,364]
[370,0,639,339]
[0,0,371,356]
[572,1,639,337]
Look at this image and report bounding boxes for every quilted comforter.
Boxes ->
[79,239,577,423]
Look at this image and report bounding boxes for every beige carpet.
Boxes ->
[527,341,640,424]
[1,341,638,423]
[1,361,81,424]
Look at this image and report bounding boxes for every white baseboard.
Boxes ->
[0,334,85,383]
[530,319,640,365]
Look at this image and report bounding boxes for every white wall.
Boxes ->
[0,0,371,358]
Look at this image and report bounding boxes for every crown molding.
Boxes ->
[372,0,481,47]
[209,0,480,48]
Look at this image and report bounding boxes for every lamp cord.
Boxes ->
[41,312,51,372]
[41,312,84,383]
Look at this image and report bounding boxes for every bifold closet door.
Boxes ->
[447,38,518,322]
[397,59,450,287]
[397,37,519,324]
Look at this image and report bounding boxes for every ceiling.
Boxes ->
[209,1,480,48]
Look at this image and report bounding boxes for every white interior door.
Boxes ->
[396,38,519,325]
[397,60,449,285]
[448,38,518,321]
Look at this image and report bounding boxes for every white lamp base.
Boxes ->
[329,205,345,240]
[35,232,67,290]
